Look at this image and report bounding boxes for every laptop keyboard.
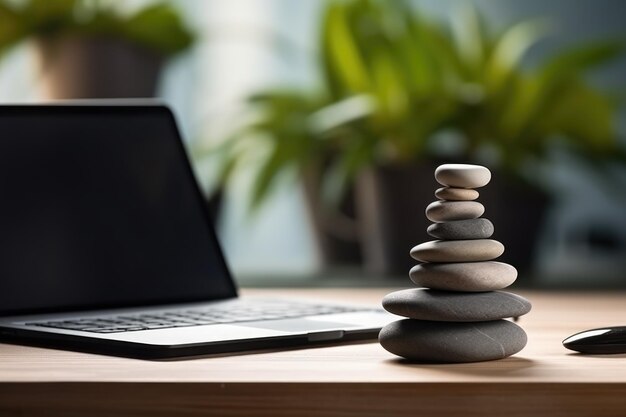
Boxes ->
[25,301,365,334]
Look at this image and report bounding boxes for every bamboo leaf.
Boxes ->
[250,144,292,210]
[551,82,617,151]
[208,0,625,211]
[541,40,624,81]
[320,0,371,95]
[0,0,193,56]
[451,1,488,78]
[0,3,23,54]
[308,94,375,134]
[485,18,551,91]
[125,3,194,55]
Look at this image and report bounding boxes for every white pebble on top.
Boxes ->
[435,164,491,188]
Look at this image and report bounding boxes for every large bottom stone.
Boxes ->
[379,319,527,363]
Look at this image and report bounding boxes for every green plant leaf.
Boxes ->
[22,0,77,32]
[0,3,23,54]
[0,0,194,57]
[485,18,551,92]
[250,143,293,210]
[320,0,371,96]
[451,1,488,79]
[550,81,618,152]
[541,40,624,81]
[204,0,625,211]
[308,94,375,134]
[124,3,194,55]
[510,42,622,143]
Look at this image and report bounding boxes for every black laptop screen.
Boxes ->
[0,105,236,316]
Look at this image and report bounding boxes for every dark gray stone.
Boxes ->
[382,289,531,321]
[379,319,527,363]
[427,218,494,240]
[409,261,517,292]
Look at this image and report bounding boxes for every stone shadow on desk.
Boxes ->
[385,356,538,377]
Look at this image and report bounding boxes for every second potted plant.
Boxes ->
[0,0,194,98]
[207,0,624,277]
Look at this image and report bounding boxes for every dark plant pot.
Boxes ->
[478,172,550,286]
[356,163,438,276]
[356,163,549,282]
[35,36,163,99]
[302,167,362,268]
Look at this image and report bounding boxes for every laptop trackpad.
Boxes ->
[238,318,358,332]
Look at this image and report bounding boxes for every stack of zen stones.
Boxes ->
[379,164,532,363]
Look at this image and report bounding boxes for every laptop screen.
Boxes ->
[0,104,236,316]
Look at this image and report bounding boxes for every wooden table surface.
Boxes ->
[1,288,626,417]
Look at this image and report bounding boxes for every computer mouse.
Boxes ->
[563,326,626,354]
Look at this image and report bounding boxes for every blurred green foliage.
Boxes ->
[207,0,623,209]
[0,0,194,57]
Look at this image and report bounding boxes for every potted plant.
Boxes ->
[0,0,194,98]
[207,0,624,276]
[200,91,364,266]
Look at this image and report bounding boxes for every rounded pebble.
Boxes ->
[409,261,517,292]
[435,187,479,201]
[379,319,527,363]
[382,289,531,321]
[435,164,491,188]
[410,239,504,263]
[425,201,484,223]
[427,218,494,240]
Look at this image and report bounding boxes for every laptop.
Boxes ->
[0,103,392,359]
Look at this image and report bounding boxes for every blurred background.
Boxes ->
[1,0,625,288]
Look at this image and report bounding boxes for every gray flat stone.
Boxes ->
[435,187,479,201]
[427,218,494,240]
[425,201,485,223]
[382,289,531,321]
[435,164,491,188]
[410,239,504,262]
[409,261,517,292]
[379,319,527,363]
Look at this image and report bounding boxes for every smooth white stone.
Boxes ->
[435,164,491,188]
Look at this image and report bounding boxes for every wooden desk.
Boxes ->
[1,289,625,417]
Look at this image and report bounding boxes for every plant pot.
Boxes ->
[35,36,163,99]
[477,172,550,286]
[301,166,362,268]
[356,163,437,276]
[356,163,549,281]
